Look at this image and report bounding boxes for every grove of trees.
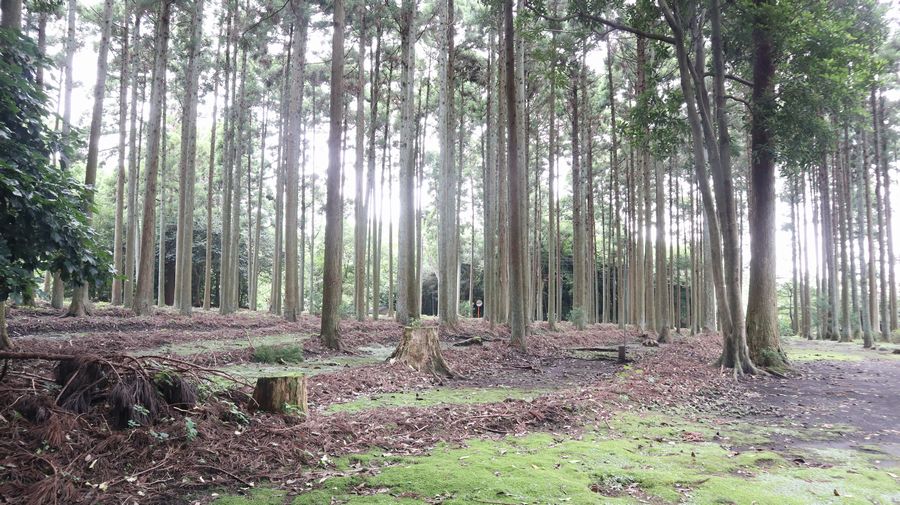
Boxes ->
[2,0,898,375]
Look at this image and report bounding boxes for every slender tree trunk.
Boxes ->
[67,0,114,317]
[505,0,526,350]
[320,0,345,349]
[819,153,839,340]
[396,0,417,324]
[856,128,874,348]
[837,131,851,341]
[367,24,382,318]
[656,160,670,342]
[546,33,558,329]
[284,2,308,321]
[353,17,368,322]
[52,0,78,310]
[204,28,222,311]
[800,175,812,340]
[250,107,266,310]
[175,0,203,316]
[157,92,169,308]
[877,93,896,331]
[438,0,459,328]
[133,0,171,316]
[112,14,130,306]
[124,13,142,309]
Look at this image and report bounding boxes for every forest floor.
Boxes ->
[1,305,898,504]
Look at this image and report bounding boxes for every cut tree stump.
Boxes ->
[388,326,458,378]
[252,375,308,415]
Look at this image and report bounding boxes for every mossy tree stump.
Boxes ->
[387,326,457,378]
[252,375,308,415]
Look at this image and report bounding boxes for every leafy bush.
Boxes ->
[251,344,304,364]
[568,307,586,330]
[0,29,107,303]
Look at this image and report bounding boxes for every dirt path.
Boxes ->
[745,337,900,466]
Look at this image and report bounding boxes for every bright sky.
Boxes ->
[53,0,900,289]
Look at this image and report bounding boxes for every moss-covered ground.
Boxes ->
[213,410,899,505]
[135,332,312,357]
[327,387,549,414]
[782,336,900,362]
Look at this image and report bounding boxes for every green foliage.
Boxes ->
[251,344,304,364]
[281,403,306,418]
[568,307,585,330]
[0,29,108,302]
[184,417,198,441]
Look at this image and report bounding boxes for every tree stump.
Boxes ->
[388,327,457,378]
[252,375,308,415]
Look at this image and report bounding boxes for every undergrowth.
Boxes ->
[251,344,304,364]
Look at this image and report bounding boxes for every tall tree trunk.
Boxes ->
[52,0,78,310]
[819,154,839,340]
[112,13,130,306]
[157,92,168,308]
[250,107,266,310]
[175,0,203,316]
[353,16,368,322]
[124,13,142,309]
[438,0,459,328]
[67,0,114,317]
[204,27,222,311]
[546,31,558,329]
[570,73,585,328]
[367,25,384,318]
[284,2,308,321]
[505,0,526,350]
[856,128,874,348]
[133,0,171,316]
[320,0,345,349]
[497,19,509,324]
[744,0,786,366]
[396,0,417,324]
[877,93,896,331]
[655,161,670,342]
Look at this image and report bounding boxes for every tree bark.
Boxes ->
[124,13,142,309]
[320,0,345,349]
[133,0,171,316]
[112,13,130,306]
[284,2,308,322]
[204,27,222,312]
[546,30,558,330]
[744,0,786,366]
[505,0,526,351]
[388,327,457,377]
[396,0,417,325]
[353,16,368,322]
[0,0,22,30]
[174,0,203,316]
[67,0,114,317]
[438,0,459,329]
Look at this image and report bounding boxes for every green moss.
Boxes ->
[211,345,395,388]
[137,333,311,357]
[212,487,287,505]
[327,387,548,414]
[289,412,898,505]
[251,344,304,364]
[786,349,863,362]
